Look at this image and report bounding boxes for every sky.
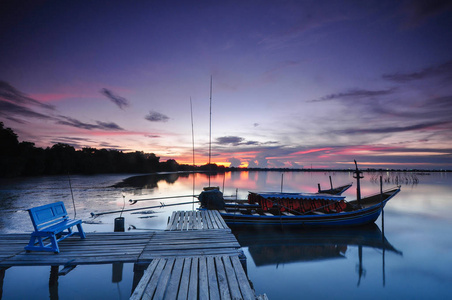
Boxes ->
[1,0,452,170]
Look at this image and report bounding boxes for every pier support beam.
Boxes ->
[49,266,59,300]
[131,262,150,295]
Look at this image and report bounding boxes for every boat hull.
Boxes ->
[220,205,383,227]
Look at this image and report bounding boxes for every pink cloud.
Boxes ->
[291,147,333,155]
[30,93,77,103]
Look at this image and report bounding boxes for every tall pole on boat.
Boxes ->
[380,175,384,232]
[329,175,333,190]
[353,160,363,206]
[208,76,212,187]
[280,173,284,193]
[190,97,196,210]
[380,175,386,286]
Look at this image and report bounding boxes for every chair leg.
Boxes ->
[76,224,86,239]
[25,235,38,251]
[49,235,60,253]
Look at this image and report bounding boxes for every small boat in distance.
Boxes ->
[317,182,352,195]
[317,175,352,195]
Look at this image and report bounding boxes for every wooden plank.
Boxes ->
[203,210,212,229]
[130,259,159,300]
[209,210,223,228]
[207,256,220,299]
[182,211,189,231]
[207,210,218,229]
[143,258,167,299]
[153,258,175,299]
[173,211,180,231]
[189,210,196,230]
[174,211,183,231]
[165,257,185,299]
[215,256,231,300]
[222,256,242,300]
[213,210,229,230]
[195,211,203,229]
[187,257,198,300]
[140,249,242,259]
[166,211,177,230]
[177,258,191,300]
[198,256,209,300]
[231,255,255,300]
[179,211,187,231]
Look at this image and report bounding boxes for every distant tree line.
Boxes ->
[0,122,220,177]
[2,122,444,178]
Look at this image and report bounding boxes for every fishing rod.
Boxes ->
[129,194,198,205]
[91,200,201,217]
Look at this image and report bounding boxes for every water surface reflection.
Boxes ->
[231,224,402,267]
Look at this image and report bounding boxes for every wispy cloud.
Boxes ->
[0,100,54,120]
[0,80,55,110]
[49,136,131,150]
[100,88,130,109]
[56,116,124,131]
[217,136,243,145]
[309,88,396,102]
[216,136,259,146]
[145,111,169,122]
[0,81,128,133]
[0,81,56,122]
[336,121,450,135]
[382,60,452,83]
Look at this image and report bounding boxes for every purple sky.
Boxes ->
[1,0,452,169]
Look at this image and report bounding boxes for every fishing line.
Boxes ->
[68,173,77,218]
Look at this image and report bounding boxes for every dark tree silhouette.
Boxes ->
[0,123,202,177]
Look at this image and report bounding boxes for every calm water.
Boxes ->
[0,171,451,299]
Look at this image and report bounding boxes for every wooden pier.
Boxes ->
[0,210,266,299]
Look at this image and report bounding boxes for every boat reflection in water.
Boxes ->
[231,223,402,286]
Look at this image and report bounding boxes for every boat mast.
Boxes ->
[353,160,363,206]
[190,97,196,210]
[208,76,212,187]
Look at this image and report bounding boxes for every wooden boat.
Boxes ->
[198,160,400,227]
[317,175,352,195]
[199,162,401,227]
[318,182,352,195]
[207,186,400,227]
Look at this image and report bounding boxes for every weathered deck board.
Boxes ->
[138,230,241,261]
[130,255,255,300]
[0,232,154,266]
[166,210,230,231]
[0,230,241,267]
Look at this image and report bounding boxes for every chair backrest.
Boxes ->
[27,202,68,231]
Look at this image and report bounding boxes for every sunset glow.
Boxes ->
[1,1,451,170]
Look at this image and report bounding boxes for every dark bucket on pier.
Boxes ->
[114,217,125,232]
